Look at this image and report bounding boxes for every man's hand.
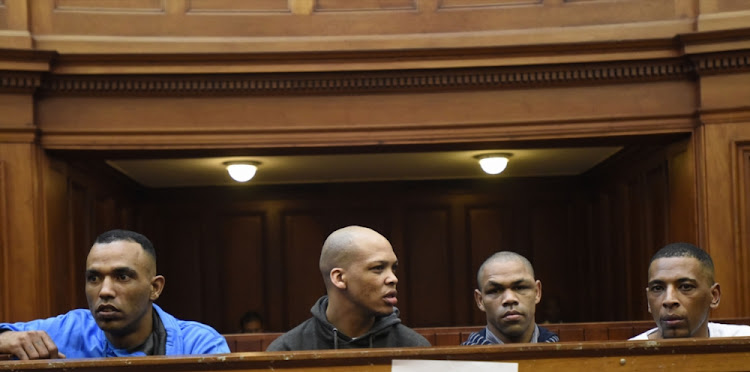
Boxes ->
[0,330,66,360]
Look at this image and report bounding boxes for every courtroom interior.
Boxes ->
[1,0,750,369]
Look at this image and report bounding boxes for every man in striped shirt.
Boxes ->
[463,252,559,345]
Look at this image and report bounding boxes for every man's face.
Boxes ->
[242,320,263,333]
[85,240,162,338]
[474,259,541,343]
[646,257,720,339]
[342,237,399,317]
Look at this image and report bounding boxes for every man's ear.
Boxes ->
[474,289,485,312]
[330,268,346,290]
[150,275,165,301]
[645,287,652,314]
[535,280,542,305]
[709,283,721,309]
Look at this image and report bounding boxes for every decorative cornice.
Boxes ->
[691,51,750,75]
[40,58,694,96]
[0,71,43,93]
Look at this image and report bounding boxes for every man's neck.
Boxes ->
[490,323,536,344]
[326,297,376,338]
[105,308,154,350]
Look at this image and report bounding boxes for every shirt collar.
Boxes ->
[486,324,539,344]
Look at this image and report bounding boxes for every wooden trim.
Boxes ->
[3,337,750,371]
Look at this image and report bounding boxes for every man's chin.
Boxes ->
[660,327,690,339]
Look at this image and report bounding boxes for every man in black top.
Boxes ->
[267,225,430,350]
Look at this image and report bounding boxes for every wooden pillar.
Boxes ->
[0,67,50,321]
[695,70,750,318]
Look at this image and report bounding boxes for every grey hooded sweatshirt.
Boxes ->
[266,296,431,351]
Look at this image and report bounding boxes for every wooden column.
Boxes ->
[0,64,50,321]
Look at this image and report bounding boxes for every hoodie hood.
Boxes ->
[310,296,401,349]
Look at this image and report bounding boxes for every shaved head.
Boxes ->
[477,251,535,289]
[319,226,389,287]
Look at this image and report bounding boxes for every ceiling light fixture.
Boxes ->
[474,153,512,175]
[224,161,261,182]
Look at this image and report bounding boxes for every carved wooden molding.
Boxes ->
[692,51,750,75]
[39,58,694,96]
[0,71,42,93]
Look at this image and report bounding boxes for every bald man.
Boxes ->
[0,229,228,359]
[267,225,430,351]
[463,251,559,345]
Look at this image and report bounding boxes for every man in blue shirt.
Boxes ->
[0,229,229,359]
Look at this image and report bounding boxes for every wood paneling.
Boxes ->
[404,207,451,326]
[53,0,164,12]
[218,213,266,333]
[315,0,416,11]
[25,0,703,54]
[187,0,290,13]
[0,160,6,321]
[581,142,691,321]
[281,213,328,328]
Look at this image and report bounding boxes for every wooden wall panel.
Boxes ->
[25,0,701,54]
[281,213,328,329]
[529,204,570,323]
[315,0,416,11]
[582,142,692,321]
[187,0,290,13]
[740,146,750,315]
[0,160,6,321]
[31,159,142,320]
[43,159,75,315]
[156,215,208,325]
[217,214,266,333]
[438,0,541,8]
[403,207,452,326]
[54,0,164,12]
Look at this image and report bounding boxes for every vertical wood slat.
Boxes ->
[219,213,266,333]
[0,161,6,321]
[404,207,451,327]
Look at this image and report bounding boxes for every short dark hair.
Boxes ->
[239,311,263,328]
[94,229,156,263]
[650,242,714,282]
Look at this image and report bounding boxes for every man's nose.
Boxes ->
[99,277,116,298]
[662,286,680,309]
[502,290,519,306]
[386,269,398,286]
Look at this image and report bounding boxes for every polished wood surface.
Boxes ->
[223,318,750,352]
[3,338,750,372]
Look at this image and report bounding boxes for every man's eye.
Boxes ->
[679,284,695,291]
[650,285,664,292]
[371,265,384,271]
[117,274,130,281]
[87,276,99,283]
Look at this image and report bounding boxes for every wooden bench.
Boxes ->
[3,337,750,371]
[223,318,750,352]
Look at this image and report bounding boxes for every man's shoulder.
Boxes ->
[537,325,560,342]
[266,317,317,351]
[461,329,492,345]
[629,327,657,340]
[389,323,431,347]
[709,322,750,337]
[153,305,229,354]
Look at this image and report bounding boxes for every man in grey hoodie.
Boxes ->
[266,225,430,351]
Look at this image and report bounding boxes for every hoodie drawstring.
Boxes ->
[369,335,373,348]
[333,328,339,350]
